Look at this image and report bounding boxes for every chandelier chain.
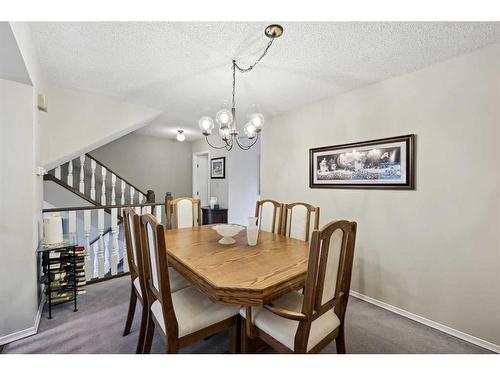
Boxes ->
[234,38,274,73]
[232,38,275,109]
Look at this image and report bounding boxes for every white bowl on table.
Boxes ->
[212,224,244,245]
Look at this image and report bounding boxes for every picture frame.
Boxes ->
[210,157,226,179]
[309,134,415,190]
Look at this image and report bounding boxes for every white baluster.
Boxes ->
[84,210,92,281]
[122,223,129,272]
[79,155,85,194]
[101,167,107,205]
[90,159,97,200]
[104,232,111,275]
[121,180,129,273]
[131,186,140,215]
[121,180,126,206]
[55,166,61,180]
[130,186,135,205]
[97,209,105,278]
[111,174,116,206]
[93,242,99,279]
[68,210,76,238]
[155,205,162,224]
[67,160,73,187]
[110,174,118,275]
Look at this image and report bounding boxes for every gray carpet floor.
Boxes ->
[3,276,492,354]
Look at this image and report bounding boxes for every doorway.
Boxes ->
[193,151,210,207]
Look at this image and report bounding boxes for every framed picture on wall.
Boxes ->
[309,134,415,189]
[211,157,226,179]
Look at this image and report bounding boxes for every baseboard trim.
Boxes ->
[0,288,45,347]
[349,290,500,354]
[34,288,45,332]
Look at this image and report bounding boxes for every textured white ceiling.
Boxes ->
[30,22,500,141]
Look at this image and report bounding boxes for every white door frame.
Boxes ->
[192,150,210,203]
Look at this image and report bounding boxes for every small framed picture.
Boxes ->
[309,134,415,190]
[211,157,226,179]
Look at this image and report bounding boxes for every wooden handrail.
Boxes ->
[85,153,147,197]
[42,201,166,213]
[44,174,100,207]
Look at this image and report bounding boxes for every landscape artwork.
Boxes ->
[309,135,415,189]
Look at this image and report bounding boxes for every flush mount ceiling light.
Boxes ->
[176,130,186,142]
[199,24,283,151]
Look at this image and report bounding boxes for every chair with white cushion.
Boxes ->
[240,219,357,353]
[140,214,240,353]
[168,197,202,229]
[255,199,283,234]
[281,202,320,241]
[122,208,190,353]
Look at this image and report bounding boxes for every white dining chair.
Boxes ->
[281,202,320,241]
[241,219,357,353]
[168,197,202,229]
[140,214,240,353]
[122,208,190,353]
[255,199,283,234]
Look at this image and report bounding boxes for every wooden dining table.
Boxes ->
[164,225,310,306]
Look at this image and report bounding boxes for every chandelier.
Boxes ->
[198,24,283,151]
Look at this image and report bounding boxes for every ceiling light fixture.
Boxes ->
[176,130,186,142]
[199,24,283,151]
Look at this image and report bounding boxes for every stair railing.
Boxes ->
[48,153,149,207]
[42,201,167,283]
[45,153,167,283]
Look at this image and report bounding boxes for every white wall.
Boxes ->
[89,133,193,200]
[191,140,229,209]
[228,140,260,225]
[40,85,161,170]
[261,43,500,347]
[0,22,31,85]
[0,22,44,345]
[191,137,261,225]
[10,22,44,273]
[0,79,39,344]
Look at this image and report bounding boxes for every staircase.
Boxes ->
[43,153,169,282]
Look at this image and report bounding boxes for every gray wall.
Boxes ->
[90,133,192,201]
[261,43,500,347]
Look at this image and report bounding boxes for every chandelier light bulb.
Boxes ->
[244,123,257,139]
[198,116,214,135]
[249,113,264,132]
[176,130,186,142]
[219,127,231,141]
[216,108,233,129]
